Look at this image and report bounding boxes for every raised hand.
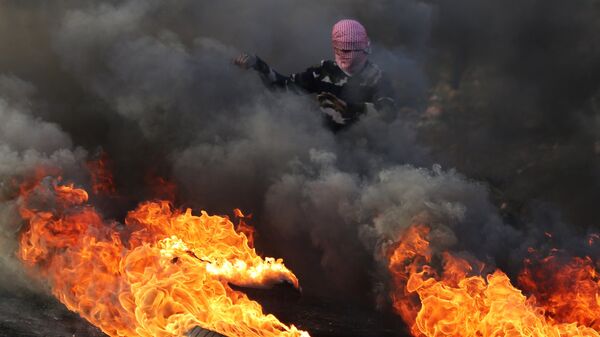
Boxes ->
[232,53,257,70]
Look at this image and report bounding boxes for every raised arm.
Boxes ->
[233,53,322,93]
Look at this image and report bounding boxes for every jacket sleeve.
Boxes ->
[372,75,396,112]
[343,74,396,120]
[252,56,322,94]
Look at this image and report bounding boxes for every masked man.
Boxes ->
[234,19,395,131]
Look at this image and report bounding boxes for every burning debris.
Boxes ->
[386,224,600,337]
[17,176,307,337]
[187,326,228,337]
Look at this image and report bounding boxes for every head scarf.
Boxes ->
[331,19,370,75]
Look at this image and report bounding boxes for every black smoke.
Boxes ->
[0,0,598,317]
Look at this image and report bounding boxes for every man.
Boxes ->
[234,19,395,131]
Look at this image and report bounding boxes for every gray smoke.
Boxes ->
[0,0,597,312]
[0,75,86,293]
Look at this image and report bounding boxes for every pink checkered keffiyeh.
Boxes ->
[331,19,370,51]
[331,19,370,74]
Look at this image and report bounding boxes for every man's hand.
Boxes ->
[233,53,257,70]
[317,92,347,113]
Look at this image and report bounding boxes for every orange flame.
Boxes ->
[388,224,600,337]
[18,181,308,337]
[233,208,256,248]
[518,254,600,330]
[144,173,177,202]
[86,151,117,195]
[388,224,432,326]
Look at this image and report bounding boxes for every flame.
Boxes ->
[518,254,600,330]
[144,173,177,202]
[388,224,600,337]
[18,180,308,337]
[233,208,256,248]
[388,224,432,326]
[86,151,117,195]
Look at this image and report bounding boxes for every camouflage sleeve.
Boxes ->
[253,56,322,93]
[343,74,396,120]
[372,74,396,112]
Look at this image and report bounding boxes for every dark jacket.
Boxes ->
[253,57,395,130]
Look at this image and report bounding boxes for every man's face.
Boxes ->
[334,47,368,75]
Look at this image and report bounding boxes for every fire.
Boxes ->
[144,172,177,202]
[519,254,600,330]
[86,151,117,195]
[18,180,308,337]
[233,208,256,249]
[388,224,600,337]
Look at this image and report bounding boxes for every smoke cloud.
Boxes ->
[0,0,598,318]
[0,75,86,293]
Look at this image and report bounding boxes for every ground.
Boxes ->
[0,286,410,337]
